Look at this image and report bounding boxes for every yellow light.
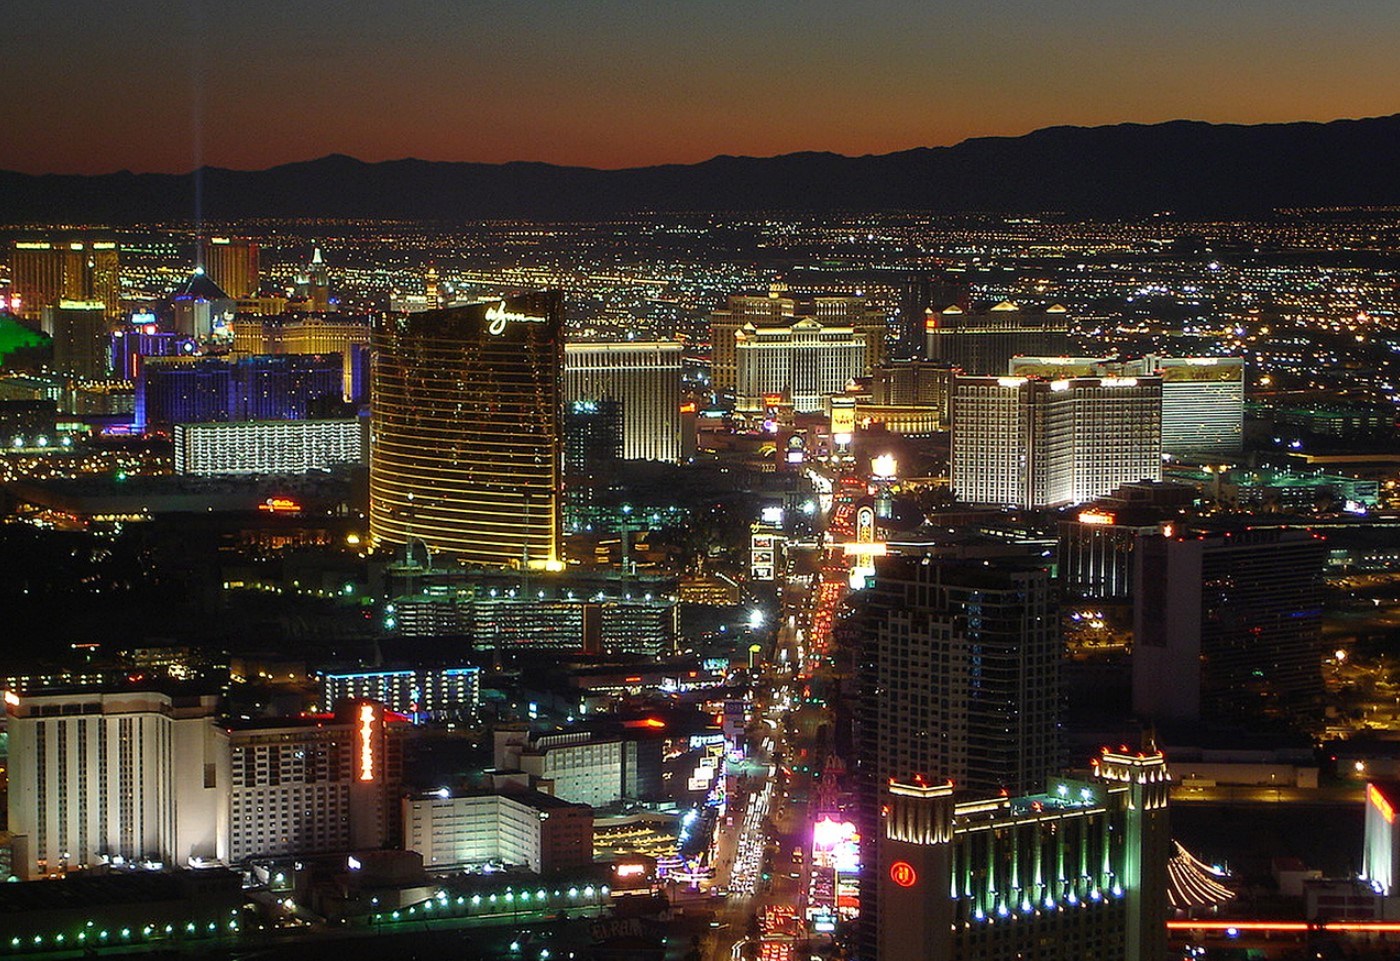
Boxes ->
[1078,511,1116,526]
[1370,783,1393,823]
[358,704,376,782]
[871,454,897,479]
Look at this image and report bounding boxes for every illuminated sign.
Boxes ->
[358,703,377,782]
[856,506,876,545]
[870,454,897,479]
[259,497,302,513]
[1371,783,1394,823]
[484,301,541,336]
[1077,510,1116,526]
[889,861,917,888]
[614,862,647,878]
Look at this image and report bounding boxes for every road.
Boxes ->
[704,534,849,961]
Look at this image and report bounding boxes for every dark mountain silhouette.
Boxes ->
[4,115,1400,222]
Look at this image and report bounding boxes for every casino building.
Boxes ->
[877,747,1170,961]
[369,295,564,568]
[225,701,407,863]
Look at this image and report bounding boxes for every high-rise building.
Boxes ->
[563,341,683,463]
[563,399,623,479]
[226,700,406,863]
[1133,525,1328,730]
[306,247,330,311]
[855,554,1062,960]
[173,419,365,475]
[896,271,969,359]
[1056,481,1198,602]
[857,554,1061,797]
[5,690,229,879]
[875,749,1170,961]
[197,237,260,299]
[291,247,332,311]
[734,320,867,413]
[369,294,564,568]
[8,240,120,322]
[951,374,1162,508]
[1010,355,1244,455]
[1150,356,1244,455]
[708,286,886,392]
[924,301,1071,375]
[136,357,233,428]
[8,242,67,322]
[42,300,109,380]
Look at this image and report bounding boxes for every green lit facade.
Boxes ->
[878,748,1170,961]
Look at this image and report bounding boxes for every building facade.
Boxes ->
[876,748,1170,961]
[43,300,109,380]
[320,667,481,723]
[402,790,593,874]
[5,691,229,880]
[564,341,683,463]
[226,700,406,863]
[1010,355,1244,456]
[951,375,1162,508]
[198,237,260,299]
[8,240,120,322]
[858,555,1061,798]
[137,354,345,430]
[174,418,364,474]
[924,302,1071,375]
[709,286,886,392]
[735,319,867,413]
[1133,526,1328,730]
[233,314,371,402]
[369,295,564,568]
[389,591,677,657]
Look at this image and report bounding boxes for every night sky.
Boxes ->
[5,0,1399,175]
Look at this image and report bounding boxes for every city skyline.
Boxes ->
[4,0,1400,175]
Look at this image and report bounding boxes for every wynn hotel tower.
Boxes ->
[369,293,564,568]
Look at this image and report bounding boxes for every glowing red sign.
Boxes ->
[889,861,917,888]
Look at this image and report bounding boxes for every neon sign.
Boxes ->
[484,302,540,336]
[358,703,376,782]
[889,861,917,888]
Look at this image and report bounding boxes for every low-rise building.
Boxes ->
[403,790,593,874]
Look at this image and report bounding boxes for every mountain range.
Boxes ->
[4,115,1400,222]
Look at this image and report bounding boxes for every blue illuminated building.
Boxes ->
[137,354,343,430]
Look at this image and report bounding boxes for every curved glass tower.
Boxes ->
[370,292,563,567]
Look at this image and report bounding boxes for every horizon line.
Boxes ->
[3,112,1394,180]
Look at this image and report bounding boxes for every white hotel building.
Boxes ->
[174,418,364,475]
[5,691,229,879]
[1009,355,1243,455]
[734,319,866,413]
[952,374,1162,508]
